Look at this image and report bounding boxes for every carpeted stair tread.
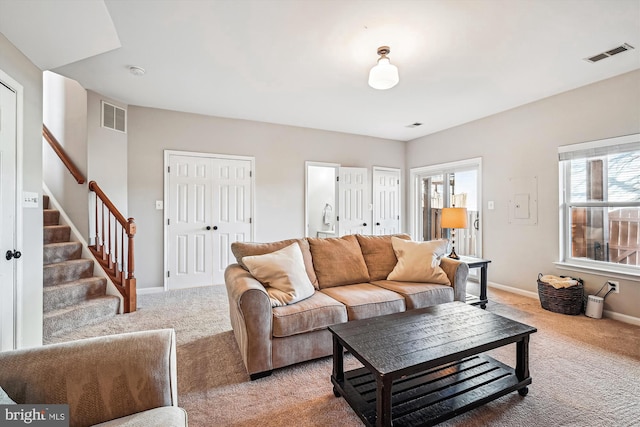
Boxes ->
[43,277,108,312]
[43,258,94,287]
[43,241,82,265]
[43,295,120,338]
[42,195,49,209]
[43,209,60,226]
[44,224,71,244]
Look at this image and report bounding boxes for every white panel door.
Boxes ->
[211,159,252,283]
[0,81,17,351]
[373,167,401,235]
[167,155,214,289]
[338,167,370,235]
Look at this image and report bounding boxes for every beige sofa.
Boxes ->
[225,234,469,380]
[0,329,187,427]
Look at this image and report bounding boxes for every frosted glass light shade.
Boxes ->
[368,57,399,90]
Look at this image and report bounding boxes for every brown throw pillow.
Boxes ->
[356,234,411,281]
[231,239,319,289]
[308,235,370,289]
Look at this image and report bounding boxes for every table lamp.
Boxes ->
[441,207,468,259]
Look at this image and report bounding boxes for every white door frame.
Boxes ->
[163,150,255,290]
[410,157,483,254]
[0,69,24,350]
[372,166,402,235]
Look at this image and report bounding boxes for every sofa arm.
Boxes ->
[0,329,179,427]
[225,264,273,377]
[440,257,469,302]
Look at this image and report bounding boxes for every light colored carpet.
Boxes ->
[50,283,640,427]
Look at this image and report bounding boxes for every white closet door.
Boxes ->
[373,167,401,235]
[338,167,370,236]
[0,81,17,350]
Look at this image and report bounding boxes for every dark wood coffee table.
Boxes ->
[329,302,537,427]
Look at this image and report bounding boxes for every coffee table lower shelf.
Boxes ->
[331,354,531,427]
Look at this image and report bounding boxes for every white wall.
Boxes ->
[406,70,640,320]
[307,165,336,237]
[43,71,89,240]
[87,91,128,219]
[0,34,43,347]
[127,107,405,288]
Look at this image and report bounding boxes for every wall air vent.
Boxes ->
[405,122,423,128]
[585,43,634,63]
[101,101,127,133]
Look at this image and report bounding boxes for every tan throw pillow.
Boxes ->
[243,243,315,307]
[356,234,411,281]
[308,235,370,288]
[387,237,450,284]
[231,239,319,289]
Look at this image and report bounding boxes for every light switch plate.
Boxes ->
[23,191,39,208]
[488,201,495,210]
[155,200,163,210]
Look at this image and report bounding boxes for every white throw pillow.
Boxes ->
[387,237,450,284]
[243,243,315,307]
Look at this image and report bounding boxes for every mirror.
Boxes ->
[305,162,339,238]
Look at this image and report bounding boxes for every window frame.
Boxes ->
[556,133,640,280]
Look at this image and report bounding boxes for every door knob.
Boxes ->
[363,223,367,227]
[206,226,212,230]
[5,250,21,260]
[376,222,381,226]
[213,226,218,230]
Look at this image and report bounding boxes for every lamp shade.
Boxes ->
[368,57,399,90]
[441,207,468,229]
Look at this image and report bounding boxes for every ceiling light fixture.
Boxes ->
[368,46,399,90]
[129,66,146,76]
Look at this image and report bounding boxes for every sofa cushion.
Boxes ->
[93,406,188,427]
[371,280,454,310]
[320,283,405,320]
[243,243,315,307]
[356,234,411,281]
[308,235,370,288]
[387,237,450,284]
[272,292,347,338]
[231,239,318,289]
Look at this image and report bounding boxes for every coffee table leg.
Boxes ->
[376,375,393,427]
[516,335,530,396]
[332,336,344,397]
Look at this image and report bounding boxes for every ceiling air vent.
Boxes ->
[101,101,127,133]
[585,43,635,63]
[405,122,423,128]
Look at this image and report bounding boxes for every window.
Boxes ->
[558,134,640,276]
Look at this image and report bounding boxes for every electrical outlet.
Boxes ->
[607,280,620,293]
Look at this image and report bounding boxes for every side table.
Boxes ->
[458,255,491,309]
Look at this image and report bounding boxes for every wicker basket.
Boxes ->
[537,273,584,315]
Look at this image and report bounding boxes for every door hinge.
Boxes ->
[167,218,170,225]
[337,216,340,221]
[336,176,340,182]
[167,166,170,173]
[397,215,400,220]
[249,217,252,224]
[167,271,170,278]
[250,171,252,177]
[397,179,400,185]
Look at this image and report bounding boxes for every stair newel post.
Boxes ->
[126,218,137,312]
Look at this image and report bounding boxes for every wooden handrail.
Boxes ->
[88,180,137,313]
[42,125,86,184]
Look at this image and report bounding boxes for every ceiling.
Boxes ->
[1,0,639,141]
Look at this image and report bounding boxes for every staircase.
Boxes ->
[43,195,120,341]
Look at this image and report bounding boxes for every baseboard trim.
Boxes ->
[487,281,640,326]
[137,287,165,295]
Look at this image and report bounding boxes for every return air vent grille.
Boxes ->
[585,43,634,63]
[101,101,127,133]
[406,122,423,128]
